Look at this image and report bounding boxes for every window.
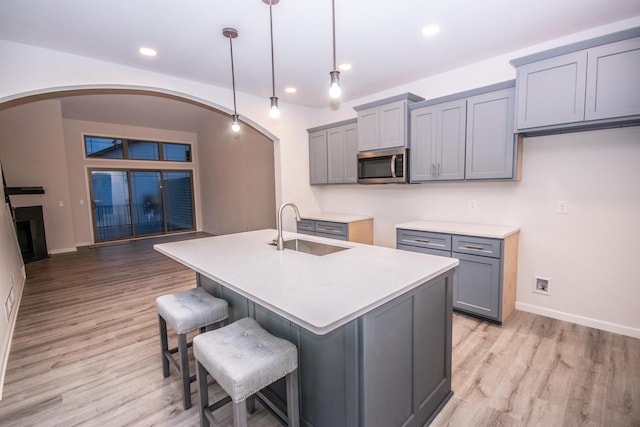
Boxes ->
[89,169,195,242]
[84,136,191,162]
[128,140,160,160]
[85,136,124,159]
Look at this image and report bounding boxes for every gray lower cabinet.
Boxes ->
[297,218,373,244]
[198,269,454,427]
[308,119,358,185]
[410,81,519,182]
[397,228,518,323]
[512,30,640,133]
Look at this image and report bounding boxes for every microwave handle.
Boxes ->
[390,154,397,178]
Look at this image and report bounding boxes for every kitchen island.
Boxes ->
[155,229,458,427]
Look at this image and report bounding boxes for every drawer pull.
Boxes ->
[414,238,430,243]
[464,244,485,250]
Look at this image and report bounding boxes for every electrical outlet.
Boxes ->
[557,200,568,214]
[534,276,550,295]
[469,200,477,210]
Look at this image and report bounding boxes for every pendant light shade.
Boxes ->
[223,27,241,133]
[329,0,341,99]
[264,0,280,119]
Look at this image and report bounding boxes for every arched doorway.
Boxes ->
[0,87,278,251]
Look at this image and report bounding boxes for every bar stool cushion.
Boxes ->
[156,287,228,334]
[193,317,298,403]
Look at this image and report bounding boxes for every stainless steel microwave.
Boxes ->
[357,148,408,184]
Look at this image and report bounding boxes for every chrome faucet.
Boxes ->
[275,202,301,250]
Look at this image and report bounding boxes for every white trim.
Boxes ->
[75,241,93,247]
[48,247,78,255]
[516,302,640,339]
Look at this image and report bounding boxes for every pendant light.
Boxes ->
[329,0,341,99]
[264,0,280,119]
[223,27,241,133]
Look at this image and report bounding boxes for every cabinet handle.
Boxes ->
[436,163,440,176]
[414,238,430,243]
[431,163,434,177]
[464,244,485,250]
[390,154,397,178]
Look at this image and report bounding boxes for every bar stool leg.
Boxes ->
[196,361,210,427]
[286,370,300,427]
[246,395,255,414]
[178,333,191,409]
[158,315,170,378]
[232,400,248,427]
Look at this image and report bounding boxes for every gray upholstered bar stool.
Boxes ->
[156,287,229,409]
[193,317,299,427]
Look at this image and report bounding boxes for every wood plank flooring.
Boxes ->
[0,233,638,426]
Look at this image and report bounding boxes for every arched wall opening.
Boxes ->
[0,85,280,252]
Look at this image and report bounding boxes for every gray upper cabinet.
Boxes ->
[309,130,328,184]
[410,81,518,182]
[585,37,640,121]
[308,119,358,185]
[410,99,466,182]
[511,28,640,133]
[465,87,516,180]
[515,52,587,130]
[354,93,424,152]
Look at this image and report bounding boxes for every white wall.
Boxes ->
[1,16,639,339]
[0,164,26,399]
[0,100,77,253]
[198,118,276,235]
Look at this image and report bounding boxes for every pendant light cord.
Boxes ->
[269,1,276,97]
[229,37,238,116]
[332,0,337,71]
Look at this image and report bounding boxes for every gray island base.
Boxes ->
[154,230,456,426]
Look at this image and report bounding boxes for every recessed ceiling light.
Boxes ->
[338,63,352,71]
[285,87,297,94]
[422,25,440,37]
[138,47,157,57]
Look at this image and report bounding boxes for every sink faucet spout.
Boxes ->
[275,202,301,250]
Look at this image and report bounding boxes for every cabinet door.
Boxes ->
[465,88,515,180]
[357,108,380,151]
[309,130,328,184]
[585,37,640,121]
[452,252,500,320]
[343,124,358,183]
[327,127,345,184]
[515,51,587,130]
[379,100,407,149]
[436,100,466,180]
[410,106,437,182]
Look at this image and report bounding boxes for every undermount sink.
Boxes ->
[270,239,349,256]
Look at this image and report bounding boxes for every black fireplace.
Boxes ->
[15,206,48,262]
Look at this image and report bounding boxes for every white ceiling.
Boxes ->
[1,0,639,129]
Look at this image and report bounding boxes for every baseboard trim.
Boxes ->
[516,302,640,339]
[48,247,78,255]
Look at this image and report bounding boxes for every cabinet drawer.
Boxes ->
[396,229,451,252]
[452,235,501,258]
[315,221,348,238]
[297,219,315,233]
[397,243,450,257]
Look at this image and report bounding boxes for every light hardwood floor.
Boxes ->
[0,234,638,426]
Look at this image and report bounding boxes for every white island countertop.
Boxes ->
[154,229,457,335]
[395,220,520,239]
